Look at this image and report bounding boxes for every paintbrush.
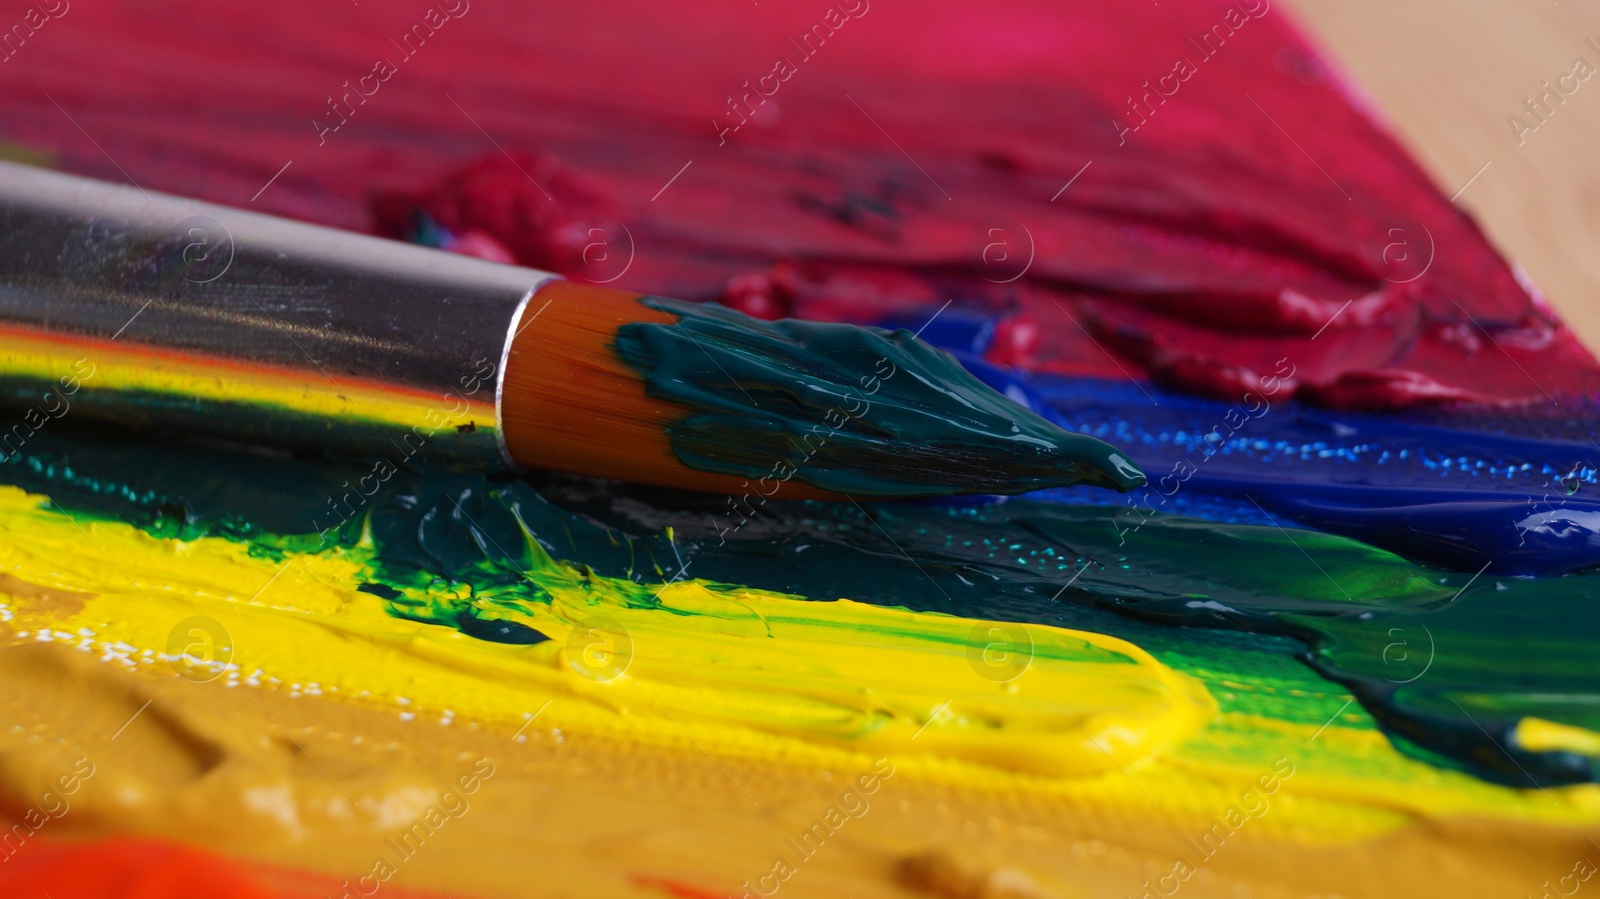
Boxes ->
[0,161,1146,498]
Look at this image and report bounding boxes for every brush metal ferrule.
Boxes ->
[0,161,557,466]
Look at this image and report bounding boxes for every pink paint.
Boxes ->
[1,0,1591,409]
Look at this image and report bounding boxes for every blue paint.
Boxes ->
[876,305,998,355]
[1013,373,1600,576]
[406,211,455,249]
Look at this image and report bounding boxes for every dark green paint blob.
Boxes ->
[612,298,1147,497]
[455,612,549,645]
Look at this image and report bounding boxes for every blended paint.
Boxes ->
[0,417,1595,792]
[2,0,1600,893]
[0,483,1215,780]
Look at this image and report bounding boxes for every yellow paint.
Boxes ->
[1516,717,1600,757]
[0,324,494,435]
[0,485,1211,781]
[548,585,1215,777]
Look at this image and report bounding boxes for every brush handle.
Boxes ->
[0,161,558,464]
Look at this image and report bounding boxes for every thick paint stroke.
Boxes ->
[612,298,1146,497]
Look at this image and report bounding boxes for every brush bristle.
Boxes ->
[500,281,831,497]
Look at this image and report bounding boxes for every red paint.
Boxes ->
[448,230,518,264]
[629,873,730,899]
[0,0,1592,409]
[370,152,614,272]
[0,836,475,898]
[987,313,1042,369]
[0,838,277,897]
[721,265,799,320]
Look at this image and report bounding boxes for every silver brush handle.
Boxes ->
[0,161,558,464]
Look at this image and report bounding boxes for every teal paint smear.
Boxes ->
[1286,579,1600,783]
[4,419,1597,786]
[612,298,1147,497]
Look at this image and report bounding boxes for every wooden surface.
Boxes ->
[1288,0,1600,355]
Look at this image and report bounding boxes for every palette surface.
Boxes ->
[0,1,1597,897]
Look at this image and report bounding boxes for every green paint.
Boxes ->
[612,298,1147,497]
